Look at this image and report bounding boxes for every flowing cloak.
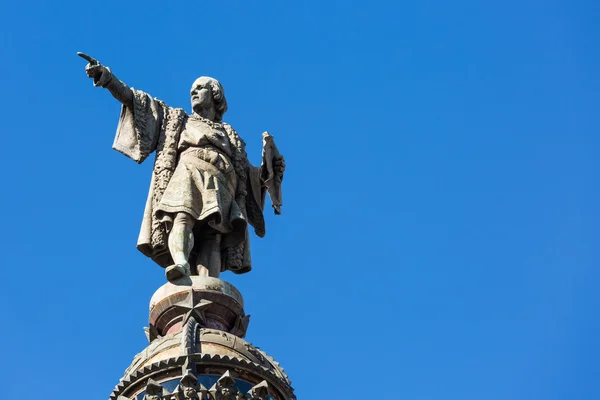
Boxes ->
[112,89,266,273]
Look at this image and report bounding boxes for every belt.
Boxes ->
[181,146,232,173]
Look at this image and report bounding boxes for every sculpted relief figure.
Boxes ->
[175,372,208,400]
[210,371,241,400]
[79,53,285,282]
[143,379,165,400]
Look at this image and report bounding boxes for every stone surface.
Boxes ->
[79,52,285,282]
[113,326,293,399]
[148,276,248,339]
[151,276,244,310]
[105,262,293,399]
[134,372,273,400]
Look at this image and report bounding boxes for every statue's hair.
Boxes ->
[195,76,228,122]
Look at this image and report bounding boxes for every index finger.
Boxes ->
[77,52,98,65]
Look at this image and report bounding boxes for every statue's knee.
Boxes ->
[173,212,194,227]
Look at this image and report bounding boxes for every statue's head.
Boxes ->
[216,376,239,399]
[179,372,201,400]
[143,379,163,400]
[248,381,270,400]
[190,76,228,122]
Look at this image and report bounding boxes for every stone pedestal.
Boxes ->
[109,277,295,400]
[149,276,249,339]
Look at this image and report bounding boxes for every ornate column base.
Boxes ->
[109,277,295,400]
[148,276,250,340]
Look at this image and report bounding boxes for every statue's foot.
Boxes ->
[166,263,190,282]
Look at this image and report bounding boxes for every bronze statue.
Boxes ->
[79,53,285,282]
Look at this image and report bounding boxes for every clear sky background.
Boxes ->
[0,1,598,399]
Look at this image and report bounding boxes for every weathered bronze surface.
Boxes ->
[79,52,285,282]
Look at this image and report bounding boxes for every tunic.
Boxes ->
[112,89,266,273]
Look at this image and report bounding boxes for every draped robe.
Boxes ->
[112,89,266,273]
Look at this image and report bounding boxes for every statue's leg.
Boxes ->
[196,231,222,279]
[165,212,194,281]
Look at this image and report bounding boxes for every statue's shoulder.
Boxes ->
[222,122,243,136]
[147,95,187,118]
[220,122,248,153]
[159,101,188,122]
[221,122,240,137]
[221,121,234,131]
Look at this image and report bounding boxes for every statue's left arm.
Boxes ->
[260,132,285,214]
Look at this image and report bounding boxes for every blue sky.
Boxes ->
[0,1,598,399]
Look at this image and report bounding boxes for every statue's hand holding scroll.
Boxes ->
[78,52,112,87]
[261,132,285,215]
[272,155,286,179]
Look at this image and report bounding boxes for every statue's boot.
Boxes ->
[165,263,190,282]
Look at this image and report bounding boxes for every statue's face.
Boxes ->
[190,77,214,111]
[219,383,238,399]
[183,385,198,398]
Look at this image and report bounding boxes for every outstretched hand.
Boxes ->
[78,52,111,87]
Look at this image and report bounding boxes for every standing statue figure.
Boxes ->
[79,53,285,282]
